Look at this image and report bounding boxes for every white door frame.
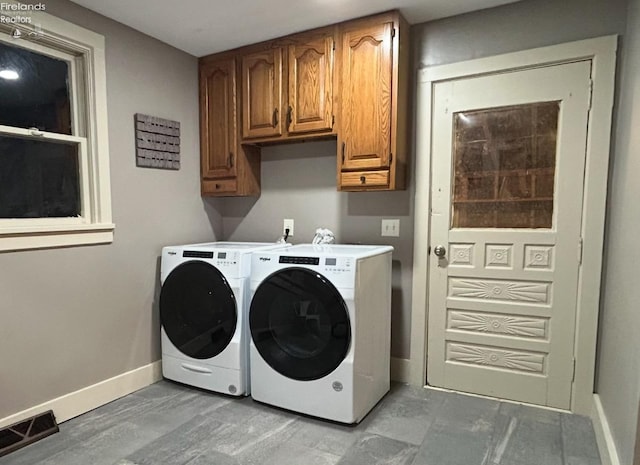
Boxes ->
[409,35,617,415]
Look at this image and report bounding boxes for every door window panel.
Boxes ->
[452,102,559,228]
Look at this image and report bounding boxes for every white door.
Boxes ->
[427,61,591,409]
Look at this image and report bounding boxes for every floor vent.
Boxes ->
[0,410,59,458]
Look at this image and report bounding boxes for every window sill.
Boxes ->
[0,223,115,252]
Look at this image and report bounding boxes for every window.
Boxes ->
[0,2,113,251]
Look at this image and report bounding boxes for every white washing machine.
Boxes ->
[248,244,393,423]
[159,241,289,396]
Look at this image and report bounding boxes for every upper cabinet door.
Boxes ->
[200,58,237,179]
[242,49,283,139]
[339,22,393,170]
[288,35,334,134]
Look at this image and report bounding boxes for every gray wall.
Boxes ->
[220,141,414,358]
[596,0,640,462]
[414,0,627,67]
[0,0,222,419]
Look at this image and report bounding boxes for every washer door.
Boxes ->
[250,267,351,381]
[160,261,237,359]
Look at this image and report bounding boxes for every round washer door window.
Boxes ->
[160,261,237,359]
[250,267,351,381]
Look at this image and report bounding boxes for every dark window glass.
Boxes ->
[0,41,71,134]
[250,267,351,381]
[160,262,237,360]
[0,135,80,218]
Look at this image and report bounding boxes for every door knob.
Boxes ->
[433,245,446,258]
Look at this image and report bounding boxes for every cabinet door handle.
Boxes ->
[273,108,279,127]
[229,152,234,168]
[360,175,366,184]
[342,141,346,163]
[287,105,293,128]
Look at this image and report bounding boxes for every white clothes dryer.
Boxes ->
[248,244,393,423]
[159,241,289,396]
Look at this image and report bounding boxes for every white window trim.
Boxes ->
[0,1,114,252]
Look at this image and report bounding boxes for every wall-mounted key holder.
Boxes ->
[135,113,180,170]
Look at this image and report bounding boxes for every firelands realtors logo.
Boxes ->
[0,2,46,25]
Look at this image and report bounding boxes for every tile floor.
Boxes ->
[0,381,601,465]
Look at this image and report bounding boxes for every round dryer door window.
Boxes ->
[250,267,351,381]
[160,261,237,359]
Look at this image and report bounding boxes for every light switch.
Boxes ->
[381,219,400,237]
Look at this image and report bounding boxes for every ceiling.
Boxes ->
[69,0,522,57]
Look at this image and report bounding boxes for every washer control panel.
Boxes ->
[182,250,214,259]
[323,257,353,275]
[214,251,238,267]
[279,256,320,265]
[181,250,239,268]
[276,255,353,274]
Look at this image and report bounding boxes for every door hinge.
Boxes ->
[390,152,393,163]
[332,114,335,128]
[578,237,583,264]
[391,28,396,38]
[571,358,576,382]
[588,78,593,111]
[332,40,336,51]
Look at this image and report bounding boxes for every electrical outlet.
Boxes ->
[381,219,400,237]
[283,219,294,237]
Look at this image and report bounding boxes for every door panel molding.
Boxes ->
[409,35,617,415]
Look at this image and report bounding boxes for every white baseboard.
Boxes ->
[0,361,162,429]
[592,393,621,465]
[391,357,411,383]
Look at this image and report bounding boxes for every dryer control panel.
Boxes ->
[251,252,359,289]
[277,255,353,274]
[275,255,356,287]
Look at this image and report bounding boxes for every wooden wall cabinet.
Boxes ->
[200,57,260,196]
[288,34,335,135]
[337,12,409,191]
[198,11,407,196]
[240,29,336,143]
[241,49,283,139]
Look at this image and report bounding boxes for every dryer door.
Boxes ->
[160,261,237,359]
[250,267,351,381]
